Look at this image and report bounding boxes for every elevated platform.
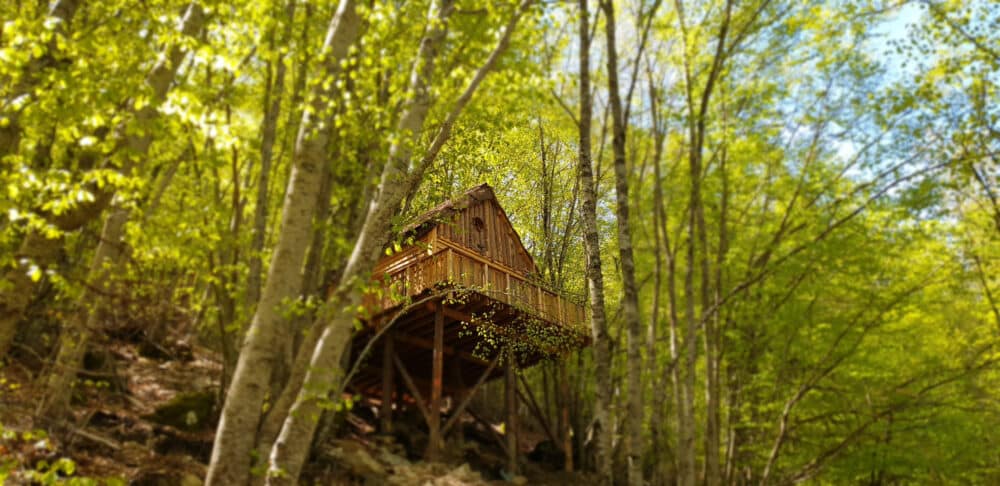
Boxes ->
[349,241,589,401]
[344,184,588,468]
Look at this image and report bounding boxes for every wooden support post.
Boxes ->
[449,364,467,449]
[560,364,573,472]
[427,301,445,461]
[380,333,395,434]
[504,348,519,475]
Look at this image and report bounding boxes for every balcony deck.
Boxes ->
[341,184,585,466]
[348,239,589,399]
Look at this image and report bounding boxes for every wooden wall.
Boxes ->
[434,199,536,276]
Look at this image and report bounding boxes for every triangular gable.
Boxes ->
[491,196,537,273]
[404,184,538,275]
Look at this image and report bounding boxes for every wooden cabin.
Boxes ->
[348,183,588,469]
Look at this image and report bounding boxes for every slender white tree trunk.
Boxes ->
[599,2,644,484]
[262,2,456,481]
[39,206,130,417]
[247,0,297,312]
[647,71,669,485]
[263,2,533,482]
[205,2,362,485]
[576,1,613,482]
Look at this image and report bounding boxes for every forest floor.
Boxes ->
[0,334,587,485]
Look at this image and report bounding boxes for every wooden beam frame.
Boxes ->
[391,331,490,366]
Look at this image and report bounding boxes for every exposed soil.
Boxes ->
[1,337,590,485]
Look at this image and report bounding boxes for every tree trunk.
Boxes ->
[680,185,699,486]
[577,1,612,482]
[252,158,336,474]
[648,69,669,486]
[262,0,458,479]
[263,2,532,482]
[675,1,733,482]
[247,0,297,312]
[694,2,732,480]
[599,1,643,484]
[662,182,687,486]
[696,150,719,486]
[712,112,731,483]
[36,2,206,417]
[205,2,362,484]
[38,206,130,418]
[216,115,247,389]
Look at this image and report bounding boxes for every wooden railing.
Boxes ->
[364,241,587,330]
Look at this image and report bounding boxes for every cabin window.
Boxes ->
[472,217,486,253]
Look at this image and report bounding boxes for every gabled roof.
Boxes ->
[402,183,497,237]
[402,183,537,273]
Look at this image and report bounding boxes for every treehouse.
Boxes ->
[348,183,589,469]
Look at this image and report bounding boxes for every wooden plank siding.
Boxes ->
[434,199,536,276]
[363,241,586,332]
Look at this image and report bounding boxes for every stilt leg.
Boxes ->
[380,332,395,434]
[449,362,467,448]
[505,348,519,475]
[560,364,573,472]
[427,302,445,461]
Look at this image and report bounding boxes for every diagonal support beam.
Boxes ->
[518,374,559,448]
[467,406,510,457]
[393,352,431,425]
[442,353,501,436]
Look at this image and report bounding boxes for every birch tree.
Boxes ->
[264,2,534,482]
[598,1,644,483]
[575,0,613,481]
[204,2,362,484]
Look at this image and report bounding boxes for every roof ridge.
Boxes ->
[401,183,496,235]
